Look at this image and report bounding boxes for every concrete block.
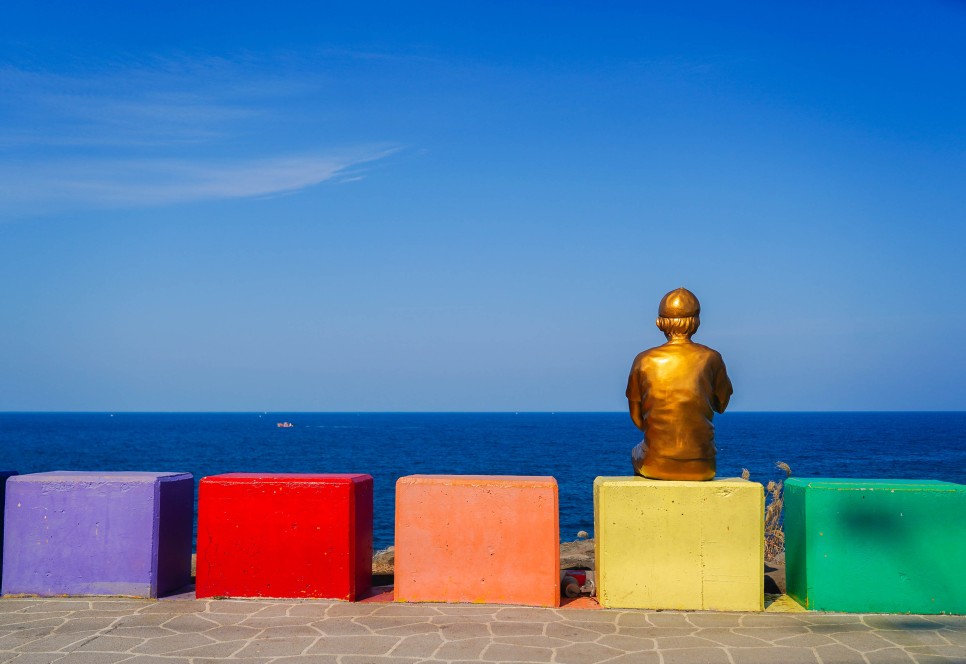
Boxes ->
[2,471,193,597]
[594,476,764,610]
[395,475,560,607]
[0,471,18,579]
[196,473,373,600]
[785,478,966,614]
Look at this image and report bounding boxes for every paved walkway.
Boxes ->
[1,595,964,664]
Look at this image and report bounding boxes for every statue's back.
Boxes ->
[625,287,733,481]
[627,341,732,479]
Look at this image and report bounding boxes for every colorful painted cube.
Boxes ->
[2,471,193,597]
[785,478,966,614]
[394,475,560,607]
[594,476,764,610]
[196,473,373,600]
[0,471,18,579]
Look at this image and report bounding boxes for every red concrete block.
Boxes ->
[196,473,372,600]
[395,475,559,607]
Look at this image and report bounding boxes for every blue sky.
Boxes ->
[1,2,964,411]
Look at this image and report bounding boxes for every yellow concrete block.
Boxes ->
[594,476,764,611]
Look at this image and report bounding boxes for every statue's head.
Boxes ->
[656,287,700,340]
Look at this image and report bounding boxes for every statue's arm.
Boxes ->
[712,356,734,414]
[626,360,646,431]
[628,399,646,432]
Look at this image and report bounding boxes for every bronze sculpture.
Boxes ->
[626,288,733,481]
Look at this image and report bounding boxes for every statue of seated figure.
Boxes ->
[626,288,733,481]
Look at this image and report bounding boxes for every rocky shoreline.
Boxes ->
[372,538,597,575]
[373,539,786,594]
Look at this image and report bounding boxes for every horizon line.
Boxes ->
[2,410,964,415]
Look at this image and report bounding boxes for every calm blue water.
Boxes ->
[1,412,964,549]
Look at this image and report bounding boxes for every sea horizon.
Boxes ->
[3,411,964,548]
[3,409,964,414]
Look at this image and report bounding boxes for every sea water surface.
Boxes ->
[1,412,964,549]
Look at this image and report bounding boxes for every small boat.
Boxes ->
[276,421,294,428]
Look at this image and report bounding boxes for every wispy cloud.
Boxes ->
[0,57,399,215]
[0,149,397,212]
[0,60,268,149]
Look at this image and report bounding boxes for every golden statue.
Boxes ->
[626,288,733,481]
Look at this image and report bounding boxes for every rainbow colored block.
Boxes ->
[395,475,560,607]
[2,471,193,597]
[785,478,966,614]
[196,473,373,600]
[594,476,764,610]
[0,471,18,580]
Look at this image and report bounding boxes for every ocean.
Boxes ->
[1,412,964,550]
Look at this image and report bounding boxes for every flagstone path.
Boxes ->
[1,595,964,663]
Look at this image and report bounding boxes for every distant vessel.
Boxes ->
[276,422,294,428]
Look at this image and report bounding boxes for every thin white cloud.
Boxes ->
[0,148,397,213]
[0,62,270,149]
[0,57,400,215]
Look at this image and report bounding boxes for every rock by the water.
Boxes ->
[371,540,596,575]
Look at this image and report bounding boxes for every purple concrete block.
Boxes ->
[0,471,18,579]
[2,471,193,597]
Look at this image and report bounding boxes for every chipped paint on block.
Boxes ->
[594,476,764,611]
[394,475,560,607]
[196,473,373,600]
[784,477,966,614]
[1,471,193,597]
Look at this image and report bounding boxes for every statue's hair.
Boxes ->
[656,315,700,339]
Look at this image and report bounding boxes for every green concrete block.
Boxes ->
[784,478,966,614]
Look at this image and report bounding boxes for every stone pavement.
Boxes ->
[1,595,965,664]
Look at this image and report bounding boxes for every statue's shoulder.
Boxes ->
[637,344,668,357]
[689,341,716,352]
[689,342,725,362]
[630,345,664,366]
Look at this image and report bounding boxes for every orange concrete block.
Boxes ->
[394,475,560,607]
